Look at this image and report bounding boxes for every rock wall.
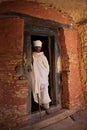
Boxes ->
[0,0,87,23]
[78,23,87,105]
[0,17,29,129]
[0,0,86,128]
[59,27,85,109]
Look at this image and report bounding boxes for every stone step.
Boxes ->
[18,108,78,130]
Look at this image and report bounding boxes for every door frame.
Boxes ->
[24,23,62,116]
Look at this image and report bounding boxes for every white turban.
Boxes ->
[33,40,42,47]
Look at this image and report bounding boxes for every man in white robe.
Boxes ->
[32,40,51,114]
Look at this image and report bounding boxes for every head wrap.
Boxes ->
[33,40,42,47]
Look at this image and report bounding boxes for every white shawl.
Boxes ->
[32,52,51,104]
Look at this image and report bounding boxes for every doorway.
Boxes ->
[24,24,61,115]
[31,35,56,112]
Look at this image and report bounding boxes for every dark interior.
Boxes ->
[31,35,50,112]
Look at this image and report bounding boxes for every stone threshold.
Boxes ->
[18,107,79,130]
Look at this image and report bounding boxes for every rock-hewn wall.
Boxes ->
[0,0,86,128]
[0,17,29,129]
[78,24,87,105]
[0,0,87,23]
[59,28,85,109]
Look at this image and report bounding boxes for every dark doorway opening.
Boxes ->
[31,35,51,112]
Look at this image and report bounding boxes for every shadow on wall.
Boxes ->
[58,27,70,108]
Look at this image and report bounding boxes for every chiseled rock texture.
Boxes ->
[78,24,87,104]
[0,0,87,129]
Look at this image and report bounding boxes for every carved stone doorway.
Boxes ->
[24,23,62,119]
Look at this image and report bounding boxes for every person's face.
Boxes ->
[34,46,42,52]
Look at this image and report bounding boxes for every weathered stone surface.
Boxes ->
[78,24,87,105]
[0,16,29,128]
[0,0,86,129]
[0,0,87,23]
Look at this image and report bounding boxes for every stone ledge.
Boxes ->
[17,108,79,130]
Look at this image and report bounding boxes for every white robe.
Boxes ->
[32,52,51,105]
